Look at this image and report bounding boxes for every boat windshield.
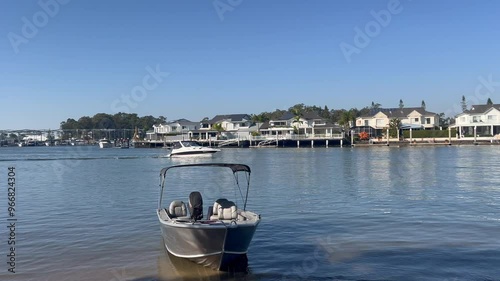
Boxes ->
[181,141,201,147]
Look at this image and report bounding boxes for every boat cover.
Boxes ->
[189,191,203,221]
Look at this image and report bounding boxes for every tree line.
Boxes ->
[59,113,167,140]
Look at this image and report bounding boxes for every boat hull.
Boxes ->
[169,150,219,157]
[159,220,258,270]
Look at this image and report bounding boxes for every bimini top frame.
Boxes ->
[158,163,252,211]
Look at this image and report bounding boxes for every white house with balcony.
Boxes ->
[191,114,255,140]
[453,104,500,138]
[355,107,439,137]
[259,112,341,139]
[148,119,199,140]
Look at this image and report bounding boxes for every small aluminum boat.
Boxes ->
[156,163,260,270]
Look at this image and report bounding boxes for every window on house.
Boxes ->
[488,115,496,121]
[376,119,384,127]
[473,116,479,122]
[414,118,419,122]
[426,118,431,124]
[364,120,369,126]
[314,119,325,125]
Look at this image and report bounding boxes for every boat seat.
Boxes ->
[211,198,237,220]
[168,200,187,218]
[210,198,227,220]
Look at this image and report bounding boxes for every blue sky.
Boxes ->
[1,0,500,129]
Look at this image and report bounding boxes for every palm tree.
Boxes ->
[290,107,304,135]
[212,123,224,140]
[389,118,401,138]
[292,115,303,135]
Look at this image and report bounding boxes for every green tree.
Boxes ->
[371,101,381,109]
[289,104,304,117]
[60,118,80,140]
[321,105,330,119]
[46,129,55,142]
[399,99,404,109]
[421,100,426,110]
[439,112,451,128]
[339,110,354,130]
[461,95,467,112]
[78,116,93,130]
[487,98,493,105]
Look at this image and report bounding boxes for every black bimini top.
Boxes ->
[159,163,251,178]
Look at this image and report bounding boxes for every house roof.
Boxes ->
[465,104,500,114]
[275,112,295,120]
[359,107,438,118]
[170,119,198,126]
[207,114,251,124]
[259,121,270,129]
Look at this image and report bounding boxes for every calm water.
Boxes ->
[0,145,499,281]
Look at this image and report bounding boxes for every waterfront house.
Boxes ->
[154,119,199,134]
[453,104,500,137]
[148,119,199,141]
[355,107,440,137]
[259,112,341,139]
[190,114,254,140]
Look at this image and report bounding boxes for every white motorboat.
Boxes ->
[167,141,220,157]
[98,138,112,148]
[157,163,261,270]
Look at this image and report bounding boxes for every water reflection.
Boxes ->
[156,247,249,281]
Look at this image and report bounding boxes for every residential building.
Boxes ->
[192,114,254,140]
[147,119,199,140]
[355,107,440,136]
[259,112,341,138]
[454,104,500,137]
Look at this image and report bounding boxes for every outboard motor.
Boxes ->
[189,191,203,221]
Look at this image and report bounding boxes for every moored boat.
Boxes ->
[156,163,260,270]
[167,141,220,157]
[98,138,112,148]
